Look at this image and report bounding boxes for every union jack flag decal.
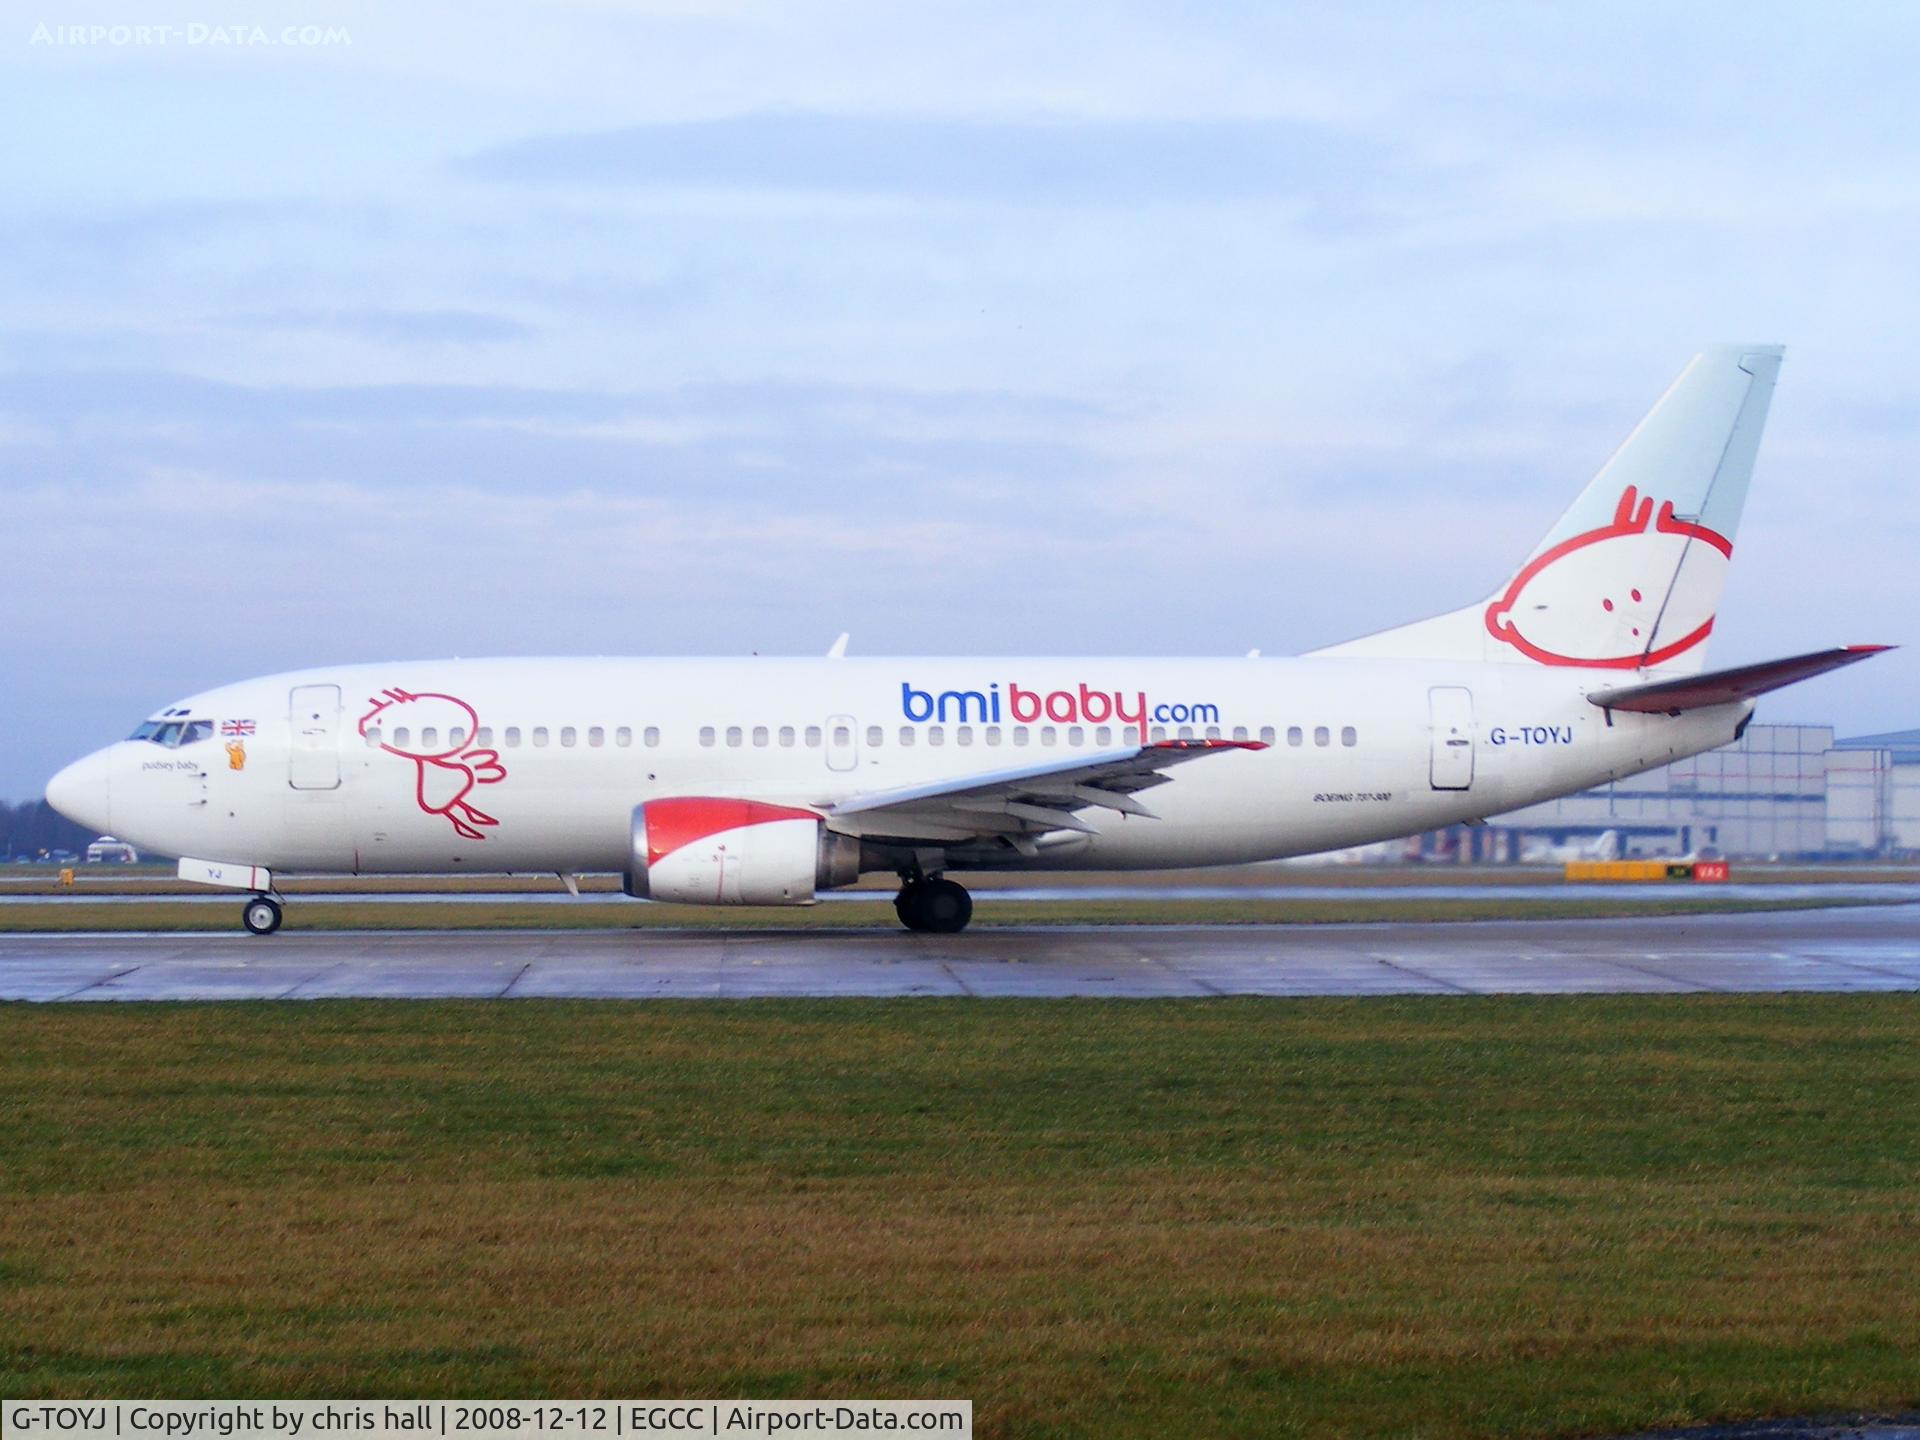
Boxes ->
[221,719,256,736]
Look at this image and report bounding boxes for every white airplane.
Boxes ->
[46,346,1889,934]
[1517,828,1625,865]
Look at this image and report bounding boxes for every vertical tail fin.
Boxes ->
[1313,346,1783,674]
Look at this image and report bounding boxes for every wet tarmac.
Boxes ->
[1612,1419,1920,1439]
[4,904,1919,1001]
[5,882,1919,905]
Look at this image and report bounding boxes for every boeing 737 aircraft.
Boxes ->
[46,347,1890,934]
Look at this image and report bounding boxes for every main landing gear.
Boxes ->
[241,894,284,936]
[895,875,973,934]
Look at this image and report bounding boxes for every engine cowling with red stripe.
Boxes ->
[625,798,861,905]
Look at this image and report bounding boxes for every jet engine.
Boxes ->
[625,797,861,905]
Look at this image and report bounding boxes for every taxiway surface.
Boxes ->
[5,905,1920,1001]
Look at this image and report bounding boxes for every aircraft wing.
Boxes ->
[819,739,1265,845]
[1587,644,1891,714]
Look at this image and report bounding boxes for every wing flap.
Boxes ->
[821,739,1264,843]
[1587,644,1891,714]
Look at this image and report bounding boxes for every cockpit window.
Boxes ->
[131,718,214,748]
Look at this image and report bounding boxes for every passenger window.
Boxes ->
[1314,726,1330,747]
[392,727,410,748]
[1205,725,1222,740]
[1260,726,1276,745]
[1095,726,1112,745]
[866,725,883,747]
[533,727,549,747]
[804,726,821,748]
[957,726,973,746]
[726,726,743,747]
[1067,725,1084,746]
[753,726,769,747]
[614,727,631,747]
[985,726,1002,746]
[928,726,945,747]
[899,727,916,747]
[449,726,467,747]
[1177,725,1194,740]
[1341,726,1357,747]
[476,726,493,746]
[778,726,795,747]
[833,725,851,747]
[643,727,659,747]
[589,726,605,747]
[1013,727,1029,747]
[420,727,438,749]
[700,727,715,748]
[364,727,382,748]
[505,727,521,748]
[561,727,577,747]
[1233,726,1249,742]
[1150,725,1167,742]
[1041,727,1057,747]
[1287,726,1303,747]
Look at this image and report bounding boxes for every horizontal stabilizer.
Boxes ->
[1587,645,1892,714]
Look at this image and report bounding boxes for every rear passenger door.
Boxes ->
[1427,687,1475,791]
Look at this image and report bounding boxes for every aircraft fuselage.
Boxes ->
[52,655,1747,876]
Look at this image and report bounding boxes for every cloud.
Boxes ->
[216,307,538,344]
[0,368,1116,509]
[456,110,1425,212]
[6,4,1919,795]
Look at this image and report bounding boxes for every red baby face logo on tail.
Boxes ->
[358,688,507,841]
[1484,486,1733,669]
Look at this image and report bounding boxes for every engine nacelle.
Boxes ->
[625,798,860,905]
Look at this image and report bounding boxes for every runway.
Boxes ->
[5,905,1920,1001]
[5,881,1917,905]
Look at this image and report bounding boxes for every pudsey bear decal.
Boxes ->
[1483,485,1732,669]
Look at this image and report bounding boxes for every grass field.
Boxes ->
[0,893,1901,932]
[3,997,1919,1437]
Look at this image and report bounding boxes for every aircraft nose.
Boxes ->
[46,748,112,835]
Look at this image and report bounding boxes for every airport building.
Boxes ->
[1471,723,1920,861]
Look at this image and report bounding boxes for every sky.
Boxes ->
[3,1,1918,796]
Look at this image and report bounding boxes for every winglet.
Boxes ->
[826,633,850,659]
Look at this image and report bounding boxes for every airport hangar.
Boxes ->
[1429,723,1920,862]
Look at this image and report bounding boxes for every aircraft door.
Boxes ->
[1428,686,1475,791]
[289,684,343,790]
[825,714,859,773]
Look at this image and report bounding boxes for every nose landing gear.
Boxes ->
[242,895,284,936]
[895,875,973,933]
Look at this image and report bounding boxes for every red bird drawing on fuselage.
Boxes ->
[357,688,507,840]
